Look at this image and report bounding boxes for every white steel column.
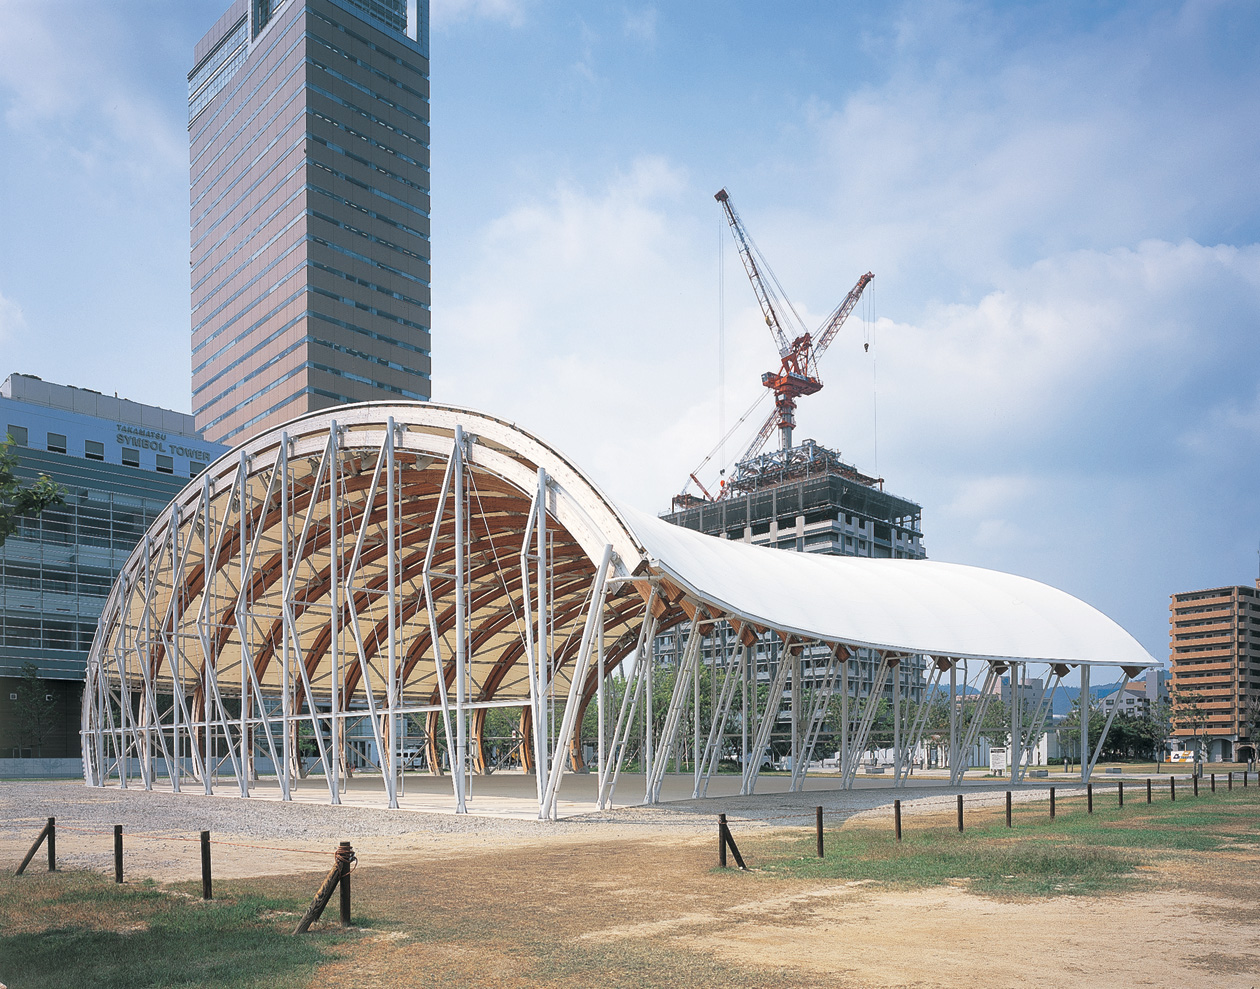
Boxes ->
[540,543,613,819]
[648,611,704,803]
[1080,663,1091,783]
[329,422,342,801]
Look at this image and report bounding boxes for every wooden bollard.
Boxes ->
[15,817,55,876]
[295,842,356,934]
[1146,778,1152,804]
[338,842,352,926]
[114,825,123,884]
[956,794,964,833]
[894,799,902,841]
[201,831,212,900]
[815,807,824,858]
[1211,773,1216,792]
[1087,783,1093,814]
[1050,786,1056,819]
[1171,777,1176,801]
[1005,791,1012,828]
[716,815,746,871]
[1193,773,1199,796]
[1228,771,1233,791]
[1118,779,1124,808]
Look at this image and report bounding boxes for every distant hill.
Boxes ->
[927,679,1134,716]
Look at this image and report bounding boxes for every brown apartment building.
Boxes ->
[1169,581,1260,762]
[189,0,431,445]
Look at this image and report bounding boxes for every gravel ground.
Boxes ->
[0,775,1094,882]
[0,776,1085,839]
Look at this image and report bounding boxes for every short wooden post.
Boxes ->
[1245,771,1249,788]
[1193,773,1199,796]
[114,825,123,884]
[338,842,352,925]
[295,843,356,934]
[15,817,54,876]
[1211,773,1216,792]
[1118,779,1124,808]
[1087,783,1093,814]
[1005,791,1011,828]
[894,799,902,841]
[201,831,212,900]
[47,816,56,872]
[1049,786,1056,819]
[717,815,746,871]
[1171,777,1176,801]
[1146,778,1152,803]
[815,807,824,858]
[1228,771,1233,791]
[956,794,963,833]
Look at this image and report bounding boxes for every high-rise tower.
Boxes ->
[189,0,431,445]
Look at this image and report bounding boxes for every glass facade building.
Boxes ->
[190,0,431,445]
[0,374,226,758]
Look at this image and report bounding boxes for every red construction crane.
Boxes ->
[715,187,873,458]
[673,190,873,510]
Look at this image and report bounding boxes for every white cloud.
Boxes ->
[0,1,184,179]
[0,289,26,342]
[622,7,657,45]
[755,3,1260,318]
[430,0,529,29]
[438,155,726,506]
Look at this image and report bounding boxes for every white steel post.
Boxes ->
[840,649,849,787]
[790,646,800,778]
[949,659,957,776]
[1010,661,1021,783]
[453,423,468,813]
[279,443,292,798]
[892,657,901,781]
[541,544,612,819]
[596,596,605,796]
[536,467,548,804]
[741,641,750,782]
[329,423,341,802]
[386,417,401,808]
[1081,663,1090,783]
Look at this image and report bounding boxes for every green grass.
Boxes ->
[746,787,1260,897]
[0,871,351,989]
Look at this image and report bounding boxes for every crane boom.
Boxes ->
[715,189,792,357]
[675,187,874,504]
[806,271,873,380]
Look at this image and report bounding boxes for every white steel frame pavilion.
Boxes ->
[82,403,1155,817]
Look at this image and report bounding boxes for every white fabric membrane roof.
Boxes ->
[619,505,1153,668]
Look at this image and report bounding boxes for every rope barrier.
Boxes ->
[50,825,329,857]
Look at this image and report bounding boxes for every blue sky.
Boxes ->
[0,0,1258,665]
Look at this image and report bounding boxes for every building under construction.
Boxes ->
[664,438,924,560]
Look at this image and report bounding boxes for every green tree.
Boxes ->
[0,435,65,547]
[1170,684,1209,769]
[13,662,59,757]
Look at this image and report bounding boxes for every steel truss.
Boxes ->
[82,405,1147,817]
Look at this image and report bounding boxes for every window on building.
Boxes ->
[121,448,140,468]
[6,424,27,446]
[85,440,104,461]
[190,462,204,478]
[46,432,66,454]
[156,454,173,474]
